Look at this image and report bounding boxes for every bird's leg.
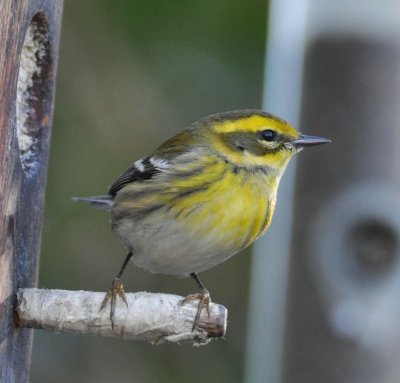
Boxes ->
[100,251,133,330]
[181,273,211,331]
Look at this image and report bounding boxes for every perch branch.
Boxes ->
[15,288,227,345]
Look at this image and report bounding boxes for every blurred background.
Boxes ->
[31,0,400,382]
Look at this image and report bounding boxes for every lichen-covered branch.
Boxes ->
[16,288,227,345]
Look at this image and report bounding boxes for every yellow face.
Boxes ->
[207,112,301,173]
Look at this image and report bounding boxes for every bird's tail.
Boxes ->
[72,195,113,211]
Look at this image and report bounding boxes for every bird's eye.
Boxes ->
[260,129,277,142]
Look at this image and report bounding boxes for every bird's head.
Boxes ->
[201,110,330,175]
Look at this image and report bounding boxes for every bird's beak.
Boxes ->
[288,134,331,149]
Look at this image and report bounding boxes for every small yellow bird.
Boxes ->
[77,109,330,329]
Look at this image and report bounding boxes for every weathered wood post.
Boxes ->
[0,1,63,381]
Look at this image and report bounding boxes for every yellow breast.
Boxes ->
[168,165,278,252]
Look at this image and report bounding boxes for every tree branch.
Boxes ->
[16,288,227,345]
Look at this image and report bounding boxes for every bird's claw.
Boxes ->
[180,289,211,331]
[100,277,128,331]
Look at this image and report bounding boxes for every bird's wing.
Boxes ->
[108,128,212,197]
[108,155,169,196]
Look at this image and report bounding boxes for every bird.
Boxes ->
[76,109,330,330]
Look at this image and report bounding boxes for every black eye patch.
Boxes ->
[260,129,277,142]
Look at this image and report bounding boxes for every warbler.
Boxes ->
[77,109,330,330]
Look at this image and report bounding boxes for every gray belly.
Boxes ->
[112,216,237,276]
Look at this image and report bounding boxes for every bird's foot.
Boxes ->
[180,289,211,331]
[100,277,128,331]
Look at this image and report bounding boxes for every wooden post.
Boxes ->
[0,1,63,382]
